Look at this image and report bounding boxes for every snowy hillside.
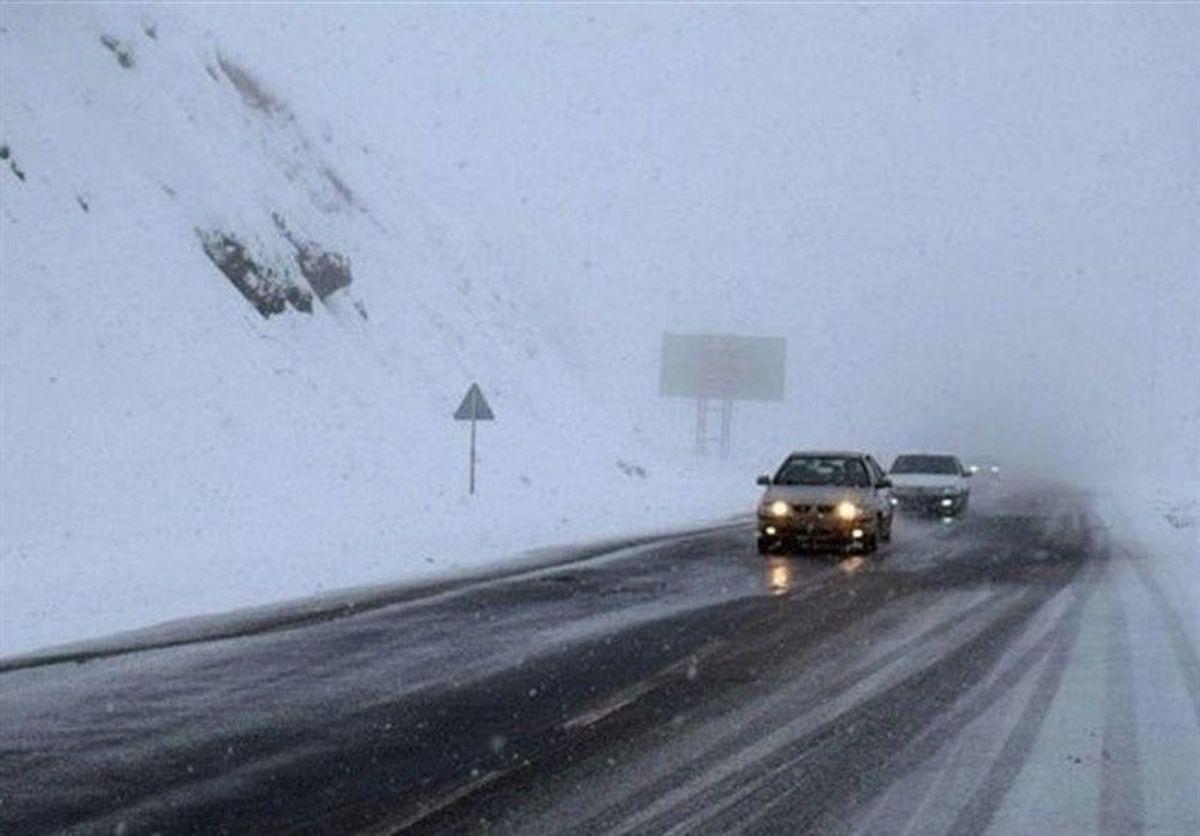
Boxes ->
[4,4,1197,657]
[0,7,751,655]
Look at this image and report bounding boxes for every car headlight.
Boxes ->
[835,501,859,521]
[768,500,790,517]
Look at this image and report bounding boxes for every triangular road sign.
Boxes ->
[454,383,494,421]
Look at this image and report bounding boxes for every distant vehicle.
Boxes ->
[888,454,971,516]
[756,451,894,555]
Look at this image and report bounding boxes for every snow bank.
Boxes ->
[979,479,1200,833]
[1097,479,1200,647]
[0,7,755,656]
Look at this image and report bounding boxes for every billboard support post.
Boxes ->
[694,397,734,459]
[720,398,733,460]
[660,334,786,460]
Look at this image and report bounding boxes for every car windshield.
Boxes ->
[775,456,871,487]
[890,455,961,475]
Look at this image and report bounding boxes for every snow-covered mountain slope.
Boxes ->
[0,7,750,655]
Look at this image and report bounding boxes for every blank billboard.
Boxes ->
[659,333,786,401]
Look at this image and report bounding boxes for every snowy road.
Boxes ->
[1,482,1197,835]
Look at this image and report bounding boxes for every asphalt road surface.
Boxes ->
[0,481,1157,834]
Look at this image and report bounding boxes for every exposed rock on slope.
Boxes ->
[1,143,25,181]
[99,34,134,69]
[198,230,312,317]
[217,54,287,118]
[273,213,353,300]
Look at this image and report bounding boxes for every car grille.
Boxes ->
[895,494,960,512]
[788,503,835,515]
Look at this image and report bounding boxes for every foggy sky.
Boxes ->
[200,4,1198,480]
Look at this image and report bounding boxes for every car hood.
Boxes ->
[890,473,965,490]
[761,485,873,506]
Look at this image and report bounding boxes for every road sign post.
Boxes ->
[468,416,477,495]
[453,383,494,495]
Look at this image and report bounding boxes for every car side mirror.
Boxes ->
[756,475,772,486]
[877,478,892,489]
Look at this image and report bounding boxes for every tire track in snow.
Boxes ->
[657,574,1087,835]
[939,578,1092,836]
[845,562,1099,836]
[601,589,1013,836]
[1097,557,1145,836]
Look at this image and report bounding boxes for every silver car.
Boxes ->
[756,451,895,555]
[889,453,971,516]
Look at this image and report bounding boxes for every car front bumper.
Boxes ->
[757,514,877,548]
[893,492,967,515]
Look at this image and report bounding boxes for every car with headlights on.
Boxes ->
[755,451,894,555]
[888,454,971,516]
[967,460,1002,477]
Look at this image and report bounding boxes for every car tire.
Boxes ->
[863,533,878,554]
[757,536,777,556]
[880,515,892,542]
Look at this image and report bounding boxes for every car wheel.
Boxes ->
[879,515,892,542]
[757,536,778,556]
[863,534,878,554]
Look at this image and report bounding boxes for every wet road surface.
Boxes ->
[0,482,1174,834]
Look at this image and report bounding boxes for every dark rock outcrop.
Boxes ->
[100,35,134,69]
[296,244,352,299]
[197,230,312,318]
[616,460,648,479]
[217,55,287,118]
[272,213,353,300]
[1,144,25,181]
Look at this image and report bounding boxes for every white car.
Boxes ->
[888,454,971,516]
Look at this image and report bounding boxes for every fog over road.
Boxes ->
[2,481,1195,835]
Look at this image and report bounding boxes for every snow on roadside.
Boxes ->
[0,449,758,659]
[0,7,760,657]
[983,479,1200,834]
[1098,478,1200,642]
